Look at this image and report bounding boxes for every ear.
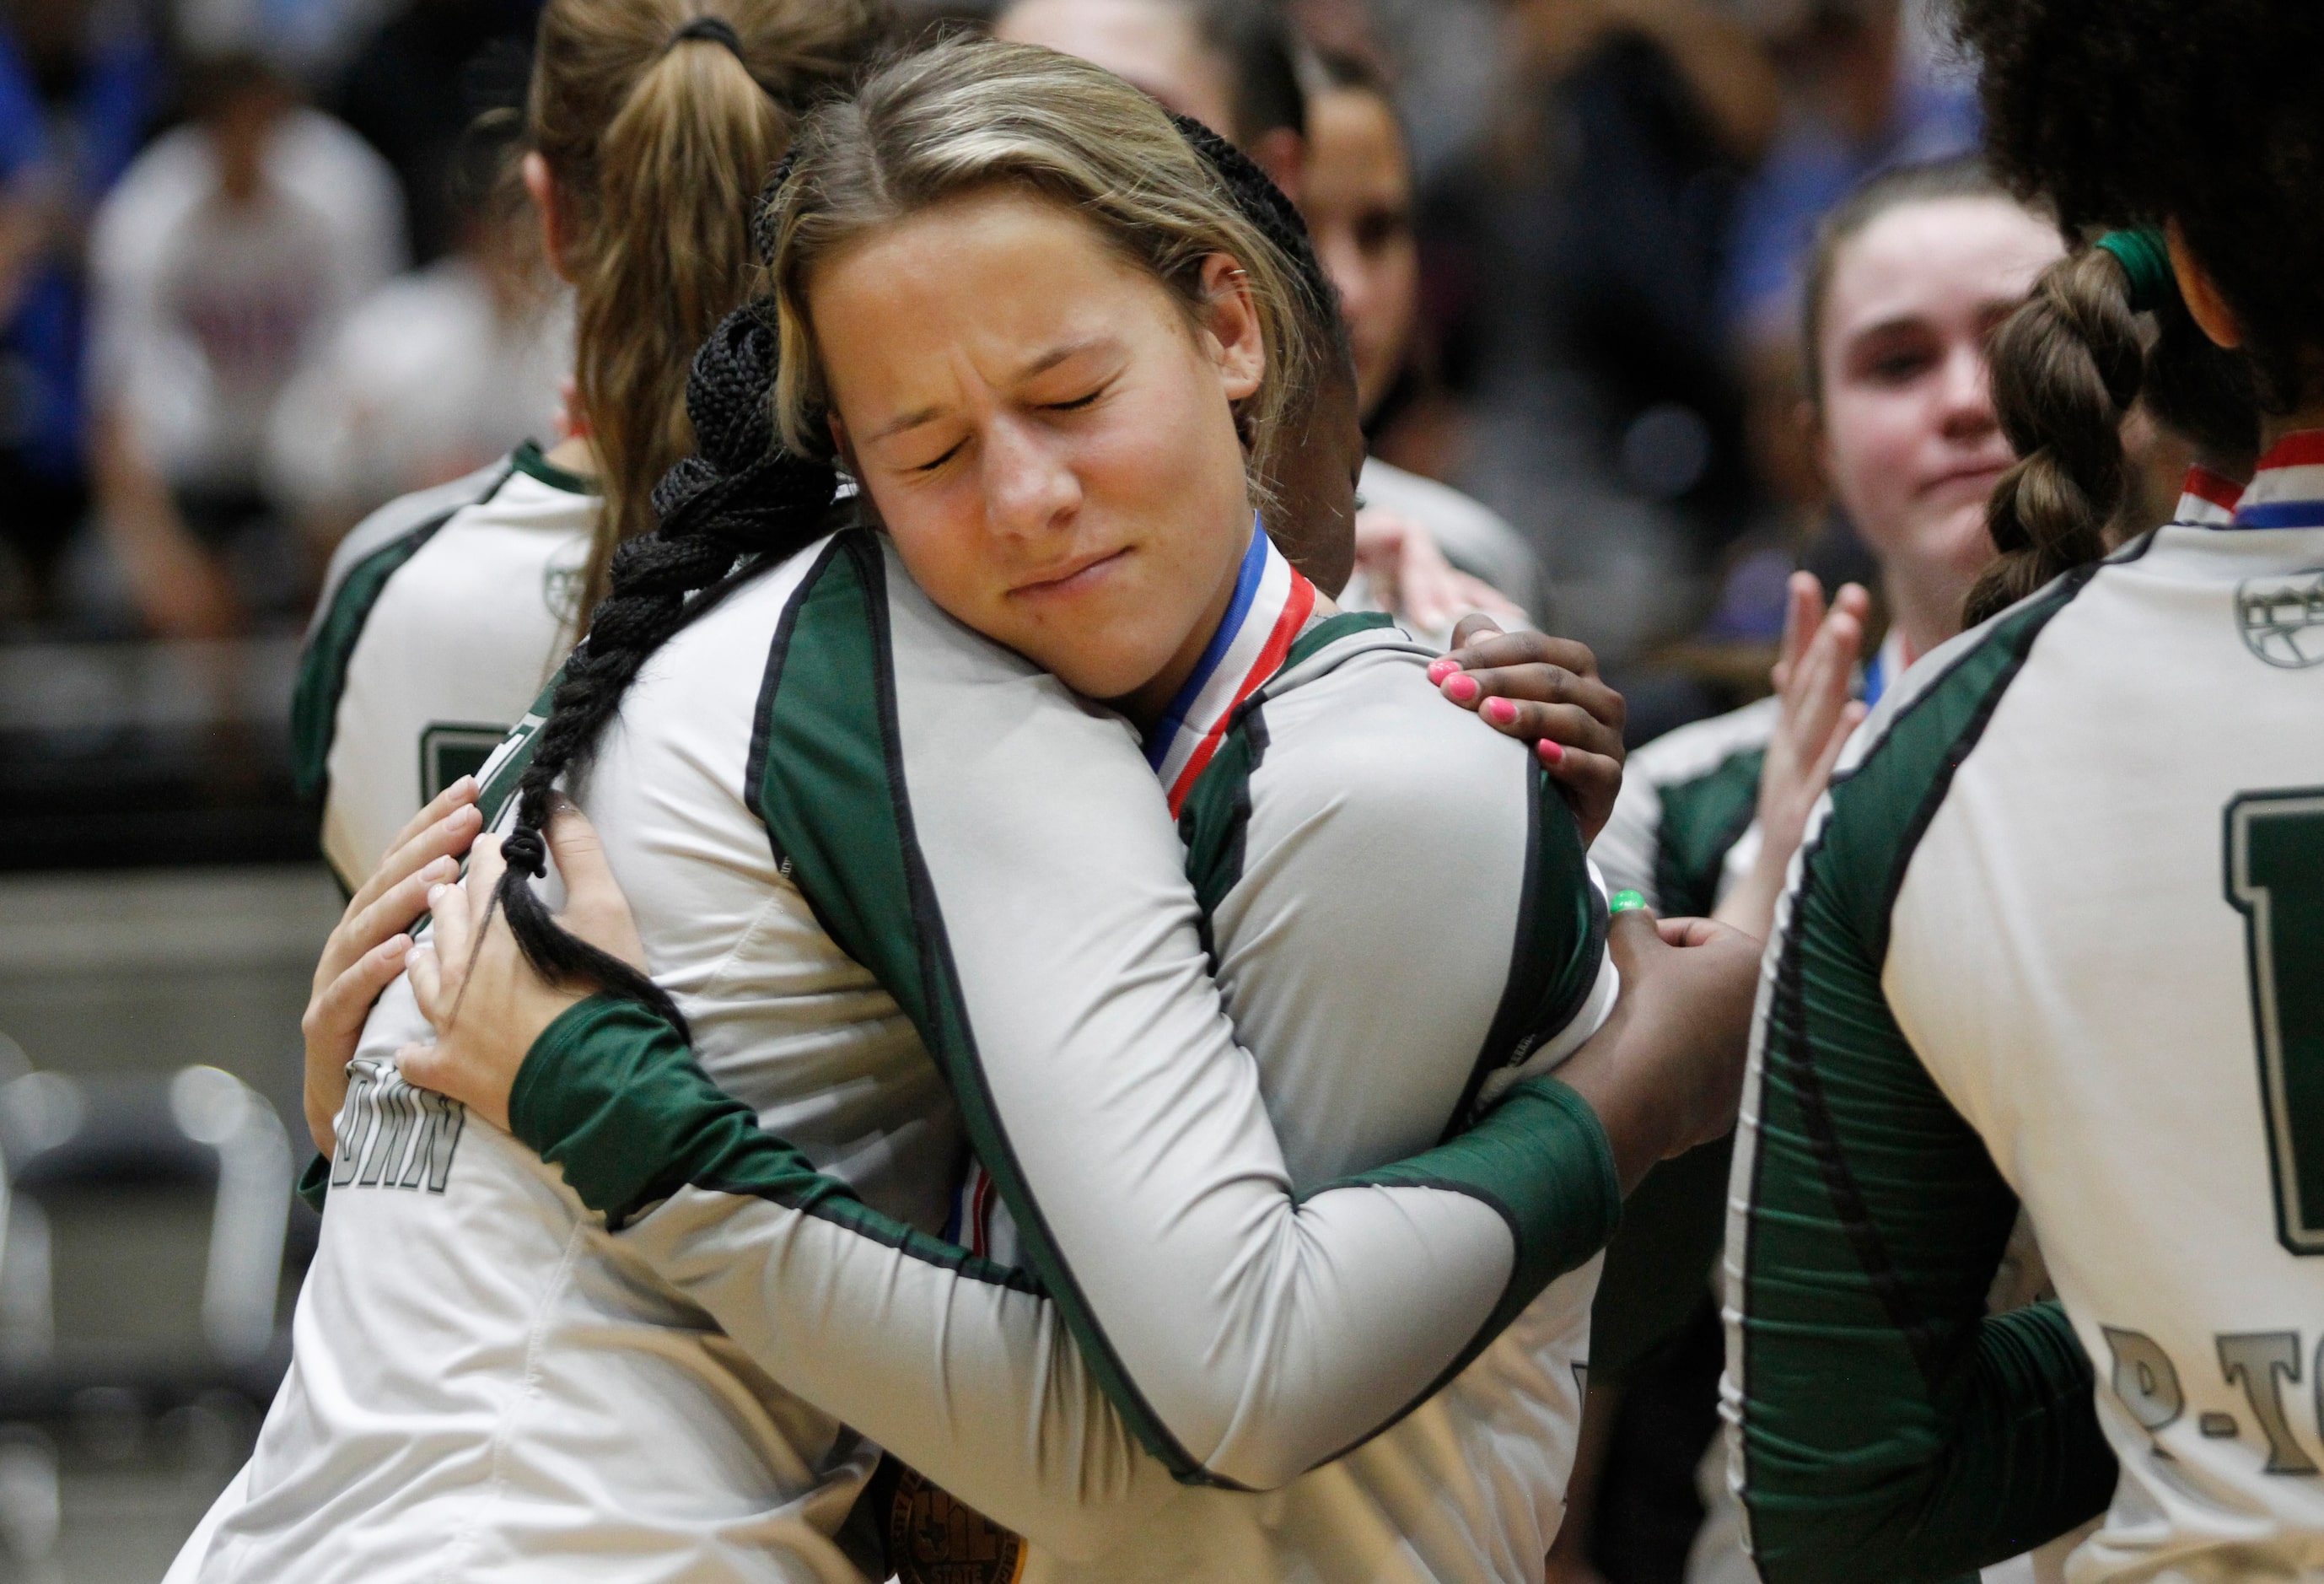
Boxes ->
[2166,218,2241,349]
[1197,252,1266,402]
[1248,127,1306,209]
[523,152,578,287]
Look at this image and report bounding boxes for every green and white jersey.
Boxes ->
[182,525,1618,1584]
[293,442,595,891]
[1726,435,2324,1583]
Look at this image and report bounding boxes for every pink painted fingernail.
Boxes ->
[1444,673,1480,703]
[1537,738,1566,765]
[1428,658,1459,683]
[1486,697,1518,725]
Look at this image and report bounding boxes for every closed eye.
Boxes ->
[912,439,967,474]
[1046,383,1109,412]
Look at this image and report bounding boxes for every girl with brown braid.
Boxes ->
[202,39,1756,1584]
[1724,1,2324,1578]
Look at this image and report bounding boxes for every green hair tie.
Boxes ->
[2095,229,2175,314]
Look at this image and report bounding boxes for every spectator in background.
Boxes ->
[998,0,1539,633]
[88,51,401,637]
[1416,0,1781,671]
[0,0,159,622]
[1300,45,1540,629]
[264,127,569,550]
[994,0,1307,198]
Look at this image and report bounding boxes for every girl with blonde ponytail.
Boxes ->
[288,0,880,890]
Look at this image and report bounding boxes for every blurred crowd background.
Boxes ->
[0,0,1975,1576]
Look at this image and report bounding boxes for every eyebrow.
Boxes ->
[864,337,1117,443]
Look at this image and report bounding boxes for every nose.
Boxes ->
[1937,340,1999,441]
[981,412,1081,539]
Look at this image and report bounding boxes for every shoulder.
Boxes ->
[293,461,515,797]
[91,126,206,254]
[1810,568,2099,948]
[309,461,513,624]
[1631,693,1780,789]
[1597,696,1778,910]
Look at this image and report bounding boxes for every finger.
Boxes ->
[1656,916,1730,949]
[346,799,483,922]
[304,932,411,1053]
[1446,612,1506,655]
[544,800,649,970]
[1782,605,1862,743]
[342,854,461,965]
[1830,581,1874,623]
[382,775,481,869]
[1452,664,1626,742]
[1441,629,1602,681]
[1471,697,1623,762]
[1773,572,1826,693]
[406,942,442,1011]
[1541,744,1621,814]
[1603,907,1666,978]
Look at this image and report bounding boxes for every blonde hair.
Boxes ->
[761,39,1312,504]
[528,0,887,622]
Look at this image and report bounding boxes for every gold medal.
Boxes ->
[886,1465,1027,1584]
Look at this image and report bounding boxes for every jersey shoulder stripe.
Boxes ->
[1180,610,1606,1127]
[290,461,513,800]
[1733,565,2115,1581]
[740,527,1205,1482]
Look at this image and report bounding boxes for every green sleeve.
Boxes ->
[515,994,1621,1302]
[1733,589,2116,1583]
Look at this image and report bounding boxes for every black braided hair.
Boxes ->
[487,160,835,1031]
[487,116,1338,1020]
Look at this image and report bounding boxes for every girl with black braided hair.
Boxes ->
[205,37,1759,1584]
[1719,2,2324,1580]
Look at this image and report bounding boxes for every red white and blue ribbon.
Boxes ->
[2233,433,2324,529]
[949,518,1316,1262]
[2176,464,2245,526]
[1143,515,1315,817]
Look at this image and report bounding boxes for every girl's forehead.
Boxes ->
[1826,197,2062,329]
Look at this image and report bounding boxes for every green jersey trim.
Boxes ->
[1736,569,2116,1583]
[1285,610,1395,669]
[1305,1072,1620,1464]
[292,499,479,804]
[510,994,1036,1292]
[738,531,1205,1481]
[1655,746,1766,919]
[510,439,600,497]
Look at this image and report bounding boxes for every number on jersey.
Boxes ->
[2226,789,2324,1254]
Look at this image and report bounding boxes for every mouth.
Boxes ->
[1918,459,2010,500]
[1009,546,1132,601]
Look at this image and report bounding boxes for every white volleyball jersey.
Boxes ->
[1725,438,2324,1584]
[293,444,595,891]
[183,525,1618,1583]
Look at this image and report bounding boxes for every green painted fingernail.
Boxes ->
[1608,889,1647,914]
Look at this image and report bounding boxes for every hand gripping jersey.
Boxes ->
[179,523,1618,1583]
[293,443,596,891]
[1725,439,2324,1584]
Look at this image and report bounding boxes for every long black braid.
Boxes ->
[487,126,1346,1021]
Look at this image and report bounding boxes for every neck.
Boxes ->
[2259,401,2324,456]
[1115,537,1250,730]
[545,434,600,478]
[1881,563,1960,662]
